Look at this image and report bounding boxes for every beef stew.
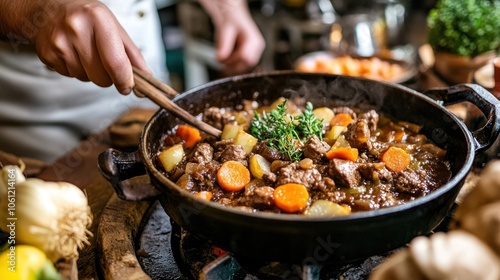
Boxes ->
[157,98,452,215]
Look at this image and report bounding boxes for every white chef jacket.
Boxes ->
[0,0,167,163]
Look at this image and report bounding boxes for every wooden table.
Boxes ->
[36,127,114,279]
[34,108,156,280]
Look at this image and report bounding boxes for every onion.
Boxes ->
[0,164,92,262]
[305,200,351,217]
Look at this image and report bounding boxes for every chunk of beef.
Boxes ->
[376,168,393,182]
[328,159,361,188]
[369,141,390,157]
[345,120,372,151]
[187,143,213,164]
[394,169,428,196]
[315,177,336,192]
[252,140,283,161]
[262,172,277,184]
[378,193,399,208]
[358,163,392,182]
[213,139,233,151]
[310,190,346,204]
[188,161,221,188]
[276,162,323,189]
[203,107,234,130]
[245,186,275,209]
[358,110,379,132]
[302,135,330,163]
[358,163,377,180]
[216,144,248,166]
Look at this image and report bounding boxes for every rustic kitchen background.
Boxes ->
[157,0,438,91]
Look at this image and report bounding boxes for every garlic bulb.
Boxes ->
[0,165,92,262]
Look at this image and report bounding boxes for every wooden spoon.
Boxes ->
[132,67,222,138]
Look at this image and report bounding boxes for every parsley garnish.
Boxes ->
[249,100,323,162]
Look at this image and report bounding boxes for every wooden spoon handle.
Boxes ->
[132,67,178,98]
[132,69,222,138]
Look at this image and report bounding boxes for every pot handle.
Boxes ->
[98,148,162,201]
[423,84,500,152]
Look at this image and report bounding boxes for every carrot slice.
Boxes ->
[176,125,202,148]
[393,130,406,142]
[217,161,251,192]
[273,183,310,213]
[325,147,359,161]
[381,146,411,172]
[330,113,353,127]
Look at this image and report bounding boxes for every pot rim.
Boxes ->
[141,71,475,223]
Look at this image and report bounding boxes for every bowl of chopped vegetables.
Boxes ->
[295,51,418,84]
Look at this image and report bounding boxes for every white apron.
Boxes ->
[0,0,167,162]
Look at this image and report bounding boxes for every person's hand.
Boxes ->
[200,0,265,75]
[0,0,149,94]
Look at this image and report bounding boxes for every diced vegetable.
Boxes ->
[273,183,310,213]
[175,125,202,148]
[299,158,314,169]
[217,161,251,192]
[159,144,185,172]
[249,154,271,179]
[305,200,351,217]
[421,143,447,157]
[234,130,258,154]
[176,174,193,190]
[221,124,240,140]
[381,146,411,172]
[326,147,359,162]
[193,191,213,201]
[332,134,350,149]
[324,125,347,141]
[268,97,288,111]
[393,130,406,142]
[397,121,422,134]
[330,113,353,127]
[235,111,250,125]
[312,107,335,124]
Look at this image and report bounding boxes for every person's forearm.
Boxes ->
[0,0,149,94]
[0,0,66,45]
[0,0,31,41]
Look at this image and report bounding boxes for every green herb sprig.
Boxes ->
[249,100,323,161]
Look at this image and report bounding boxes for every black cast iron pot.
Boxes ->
[98,72,500,265]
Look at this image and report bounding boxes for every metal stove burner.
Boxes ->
[200,253,388,280]
[137,201,455,280]
[177,219,391,280]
